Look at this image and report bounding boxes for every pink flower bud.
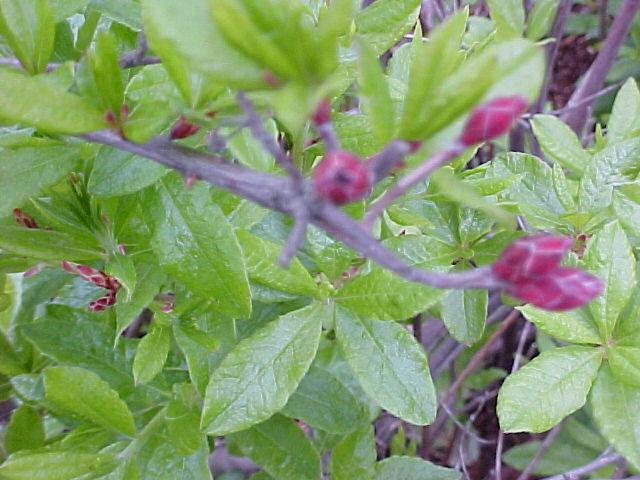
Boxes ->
[13,209,38,229]
[313,150,372,205]
[492,234,574,282]
[89,290,117,312]
[460,96,529,146]
[311,98,331,126]
[506,267,603,311]
[170,115,200,140]
[60,261,120,291]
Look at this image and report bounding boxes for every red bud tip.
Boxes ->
[60,261,120,291]
[13,209,38,229]
[119,104,129,122]
[117,244,127,255]
[313,150,372,205]
[104,110,117,126]
[89,290,117,312]
[460,96,529,146]
[184,174,197,190]
[492,234,574,283]
[170,116,200,140]
[311,98,331,126]
[407,141,422,154]
[506,267,603,311]
[262,71,281,87]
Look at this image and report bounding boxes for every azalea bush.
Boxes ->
[0,0,639,479]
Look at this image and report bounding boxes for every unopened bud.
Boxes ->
[313,150,372,205]
[170,115,200,140]
[460,96,529,146]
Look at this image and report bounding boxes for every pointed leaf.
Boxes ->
[4,405,44,454]
[518,305,601,345]
[329,424,377,480]
[375,456,460,480]
[133,322,170,385]
[530,114,590,174]
[0,452,115,480]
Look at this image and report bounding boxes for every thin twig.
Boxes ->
[362,142,465,229]
[542,449,621,480]
[278,204,309,267]
[516,424,562,480]
[561,0,640,134]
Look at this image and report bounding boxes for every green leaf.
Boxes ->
[518,305,601,345]
[228,415,320,480]
[142,0,264,89]
[0,69,107,133]
[530,114,590,174]
[115,258,165,340]
[149,174,250,318]
[0,452,115,480]
[165,396,202,456]
[282,365,365,434]
[583,221,635,340]
[89,148,168,198]
[440,287,488,345]
[335,308,436,425]
[0,145,79,217]
[487,0,525,38]
[21,307,135,395]
[4,405,44,454]
[591,364,640,469]
[44,365,136,435]
[607,78,640,144]
[173,322,216,395]
[0,0,54,74]
[90,31,124,117]
[552,162,576,211]
[355,0,421,54]
[226,122,277,173]
[608,346,640,387]
[201,304,325,436]
[0,330,27,376]
[329,424,377,480]
[0,227,103,262]
[497,346,603,433]
[356,37,394,146]
[579,137,640,211]
[235,229,319,298]
[133,322,170,385]
[335,266,443,321]
[375,456,460,480]
[49,0,89,22]
[526,0,559,40]
[105,252,136,302]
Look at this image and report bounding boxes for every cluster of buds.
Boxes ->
[61,261,120,312]
[492,235,603,311]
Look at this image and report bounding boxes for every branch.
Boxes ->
[542,450,621,480]
[561,0,640,134]
[362,142,465,229]
[82,130,504,291]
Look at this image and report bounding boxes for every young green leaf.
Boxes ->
[356,37,394,146]
[282,365,366,434]
[0,0,54,74]
[44,365,136,435]
[133,322,171,385]
[201,304,326,435]
[487,0,525,39]
[228,415,320,480]
[165,397,202,456]
[0,227,103,262]
[607,78,640,144]
[173,322,217,396]
[149,174,251,318]
[551,162,576,211]
[0,452,115,480]
[89,31,124,118]
[105,252,136,302]
[583,221,635,340]
[518,305,601,345]
[0,69,107,133]
[497,346,603,433]
[608,346,640,387]
[0,146,80,217]
[355,0,421,54]
[329,424,377,480]
[526,0,559,40]
[375,456,461,480]
[530,115,590,174]
[440,287,488,345]
[4,405,44,454]
[591,365,640,469]
[335,308,437,425]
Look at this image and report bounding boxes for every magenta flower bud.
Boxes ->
[60,261,120,291]
[506,267,603,311]
[460,96,529,146]
[89,290,117,312]
[13,209,38,229]
[170,115,200,140]
[311,98,331,126]
[492,234,574,283]
[313,150,372,205]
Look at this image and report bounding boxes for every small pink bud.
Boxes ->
[13,209,38,229]
[160,301,173,313]
[117,244,127,255]
[170,116,200,140]
[311,98,331,126]
[262,71,281,87]
[104,110,117,126]
[407,141,422,154]
[120,104,130,122]
[89,290,117,312]
[313,150,372,205]
[184,174,197,190]
[460,96,529,146]
[23,263,45,278]
[506,267,603,311]
[492,234,574,283]
[60,261,120,291]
